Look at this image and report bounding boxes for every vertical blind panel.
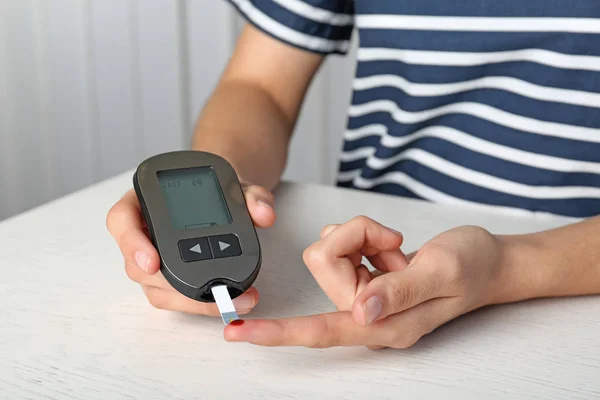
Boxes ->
[0,0,16,219]
[46,0,97,195]
[324,33,358,184]
[185,0,237,144]
[31,1,57,202]
[135,0,187,156]
[3,0,49,215]
[89,0,140,179]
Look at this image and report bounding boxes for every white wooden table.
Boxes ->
[1,173,599,399]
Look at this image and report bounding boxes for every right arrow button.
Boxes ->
[209,234,242,259]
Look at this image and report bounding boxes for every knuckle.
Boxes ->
[464,225,493,239]
[106,204,131,242]
[352,215,372,226]
[302,243,328,269]
[436,251,464,288]
[381,322,422,349]
[249,185,274,201]
[420,243,463,285]
[305,315,331,348]
[319,224,337,239]
[391,336,419,349]
[105,203,122,234]
[387,328,420,349]
[305,335,327,349]
[145,288,167,310]
[418,241,447,260]
[149,297,165,310]
[124,262,139,282]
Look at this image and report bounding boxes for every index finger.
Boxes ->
[322,216,403,259]
[224,312,380,348]
[303,217,404,308]
[321,224,408,273]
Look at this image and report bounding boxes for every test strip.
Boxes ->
[211,285,239,325]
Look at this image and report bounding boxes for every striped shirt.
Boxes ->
[226,0,600,218]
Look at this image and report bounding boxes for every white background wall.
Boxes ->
[0,0,356,220]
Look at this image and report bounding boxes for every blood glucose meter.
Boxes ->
[133,151,261,322]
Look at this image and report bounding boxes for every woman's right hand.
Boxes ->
[106,183,276,316]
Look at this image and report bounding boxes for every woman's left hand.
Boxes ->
[224,216,511,349]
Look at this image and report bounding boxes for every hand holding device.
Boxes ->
[133,151,262,301]
[106,152,276,318]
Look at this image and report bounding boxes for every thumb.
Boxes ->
[351,264,440,326]
[242,184,276,228]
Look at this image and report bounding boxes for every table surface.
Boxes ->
[1,173,600,400]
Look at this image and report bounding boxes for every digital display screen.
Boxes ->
[157,167,232,230]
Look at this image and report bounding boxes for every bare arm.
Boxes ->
[192,24,324,189]
[497,216,600,303]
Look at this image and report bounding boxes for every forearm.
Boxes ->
[192,79,293,190]
[494,216,600,304]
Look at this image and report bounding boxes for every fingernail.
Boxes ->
[233,293,256,309]
[363,296,383,325]
[257,199,274,210]
[135,251,151,272]
[230,319,245,326]
[391,228,402,236]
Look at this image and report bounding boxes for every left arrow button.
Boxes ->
[178,237,212,262]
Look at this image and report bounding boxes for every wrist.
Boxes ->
[490,233,549,305]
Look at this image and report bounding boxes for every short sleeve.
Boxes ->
[225,0,355,55]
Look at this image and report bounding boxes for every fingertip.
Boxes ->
[232,287,260,310]
[145,253,161,274]
[247,286,261,304]
[388,229,404,247]
[351,300,368,327]
[352,284,383,326]
[224,328,241,342]
[389,228,403,238]
[136,245,160,274]
[376,249,410,272]
[249,202,276,228]
[224,319,279,345]
[223,319,253,342]
[377,226,403,250]
[243,185,276,228]
[134,251,151,273]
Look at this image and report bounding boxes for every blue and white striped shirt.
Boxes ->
[227,0,600,218]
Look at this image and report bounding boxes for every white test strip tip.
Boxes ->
[211,285,239,325]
